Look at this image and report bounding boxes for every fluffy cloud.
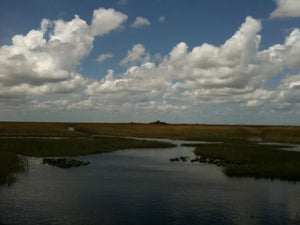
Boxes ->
[120,43,150,66]
[0,16,90,99]
[0,8,127,103]
[272,74,300,108]
[97,53,114,62]
[91,8,128,36]
[2,11,300,119]
[259,28,300,69]
[82,16,300,113]
[270,0,300,18]
[131,17,151,28]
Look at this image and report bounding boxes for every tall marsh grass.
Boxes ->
[189,142,300,181]
[0,151,27,185]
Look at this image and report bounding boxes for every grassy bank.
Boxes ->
[0,136,175,185]
[0,136,175,157]
[186,142,300,181]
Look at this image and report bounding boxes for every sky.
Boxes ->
[0,0,300,125]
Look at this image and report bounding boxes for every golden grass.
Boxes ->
[0,122,299,143]
[0,122,78,136]
[74,123,300,143]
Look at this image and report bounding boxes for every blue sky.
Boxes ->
[0,0,300,124]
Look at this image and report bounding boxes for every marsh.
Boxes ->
[1,123,300,225]
[1,137,300,225]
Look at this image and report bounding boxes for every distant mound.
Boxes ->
[149,120,168,125]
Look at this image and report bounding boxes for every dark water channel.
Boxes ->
[1,139,300,225]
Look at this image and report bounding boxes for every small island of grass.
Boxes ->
[183,141,300,182]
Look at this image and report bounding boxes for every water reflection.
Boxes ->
[0,142,299,225]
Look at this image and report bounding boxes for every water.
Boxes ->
[1,140,300,225]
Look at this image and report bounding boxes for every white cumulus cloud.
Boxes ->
[82,16,300,113]
[120,43,150,66]
[91,8,128,36]
[131,17,151,28]
[272,74,300,107]
[2,12,300,120]
[97,53,114,62]
[270,0,300,18]
[0,15,91,99]
[0,8,127,103]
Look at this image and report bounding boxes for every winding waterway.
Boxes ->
[0,139,300,225]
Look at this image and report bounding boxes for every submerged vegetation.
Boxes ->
[184,142,300,182]
[42,158,90,168]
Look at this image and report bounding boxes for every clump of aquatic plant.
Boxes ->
[189,142,300,182]
[0,151,28,185]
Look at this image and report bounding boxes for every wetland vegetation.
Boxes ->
[0,122,300,184]
[184,141,300,181]
[42,158,90,168]
[0,136,175,157]
[0,151,27,185]
[1,122,300,143]
[72,123,300,143]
